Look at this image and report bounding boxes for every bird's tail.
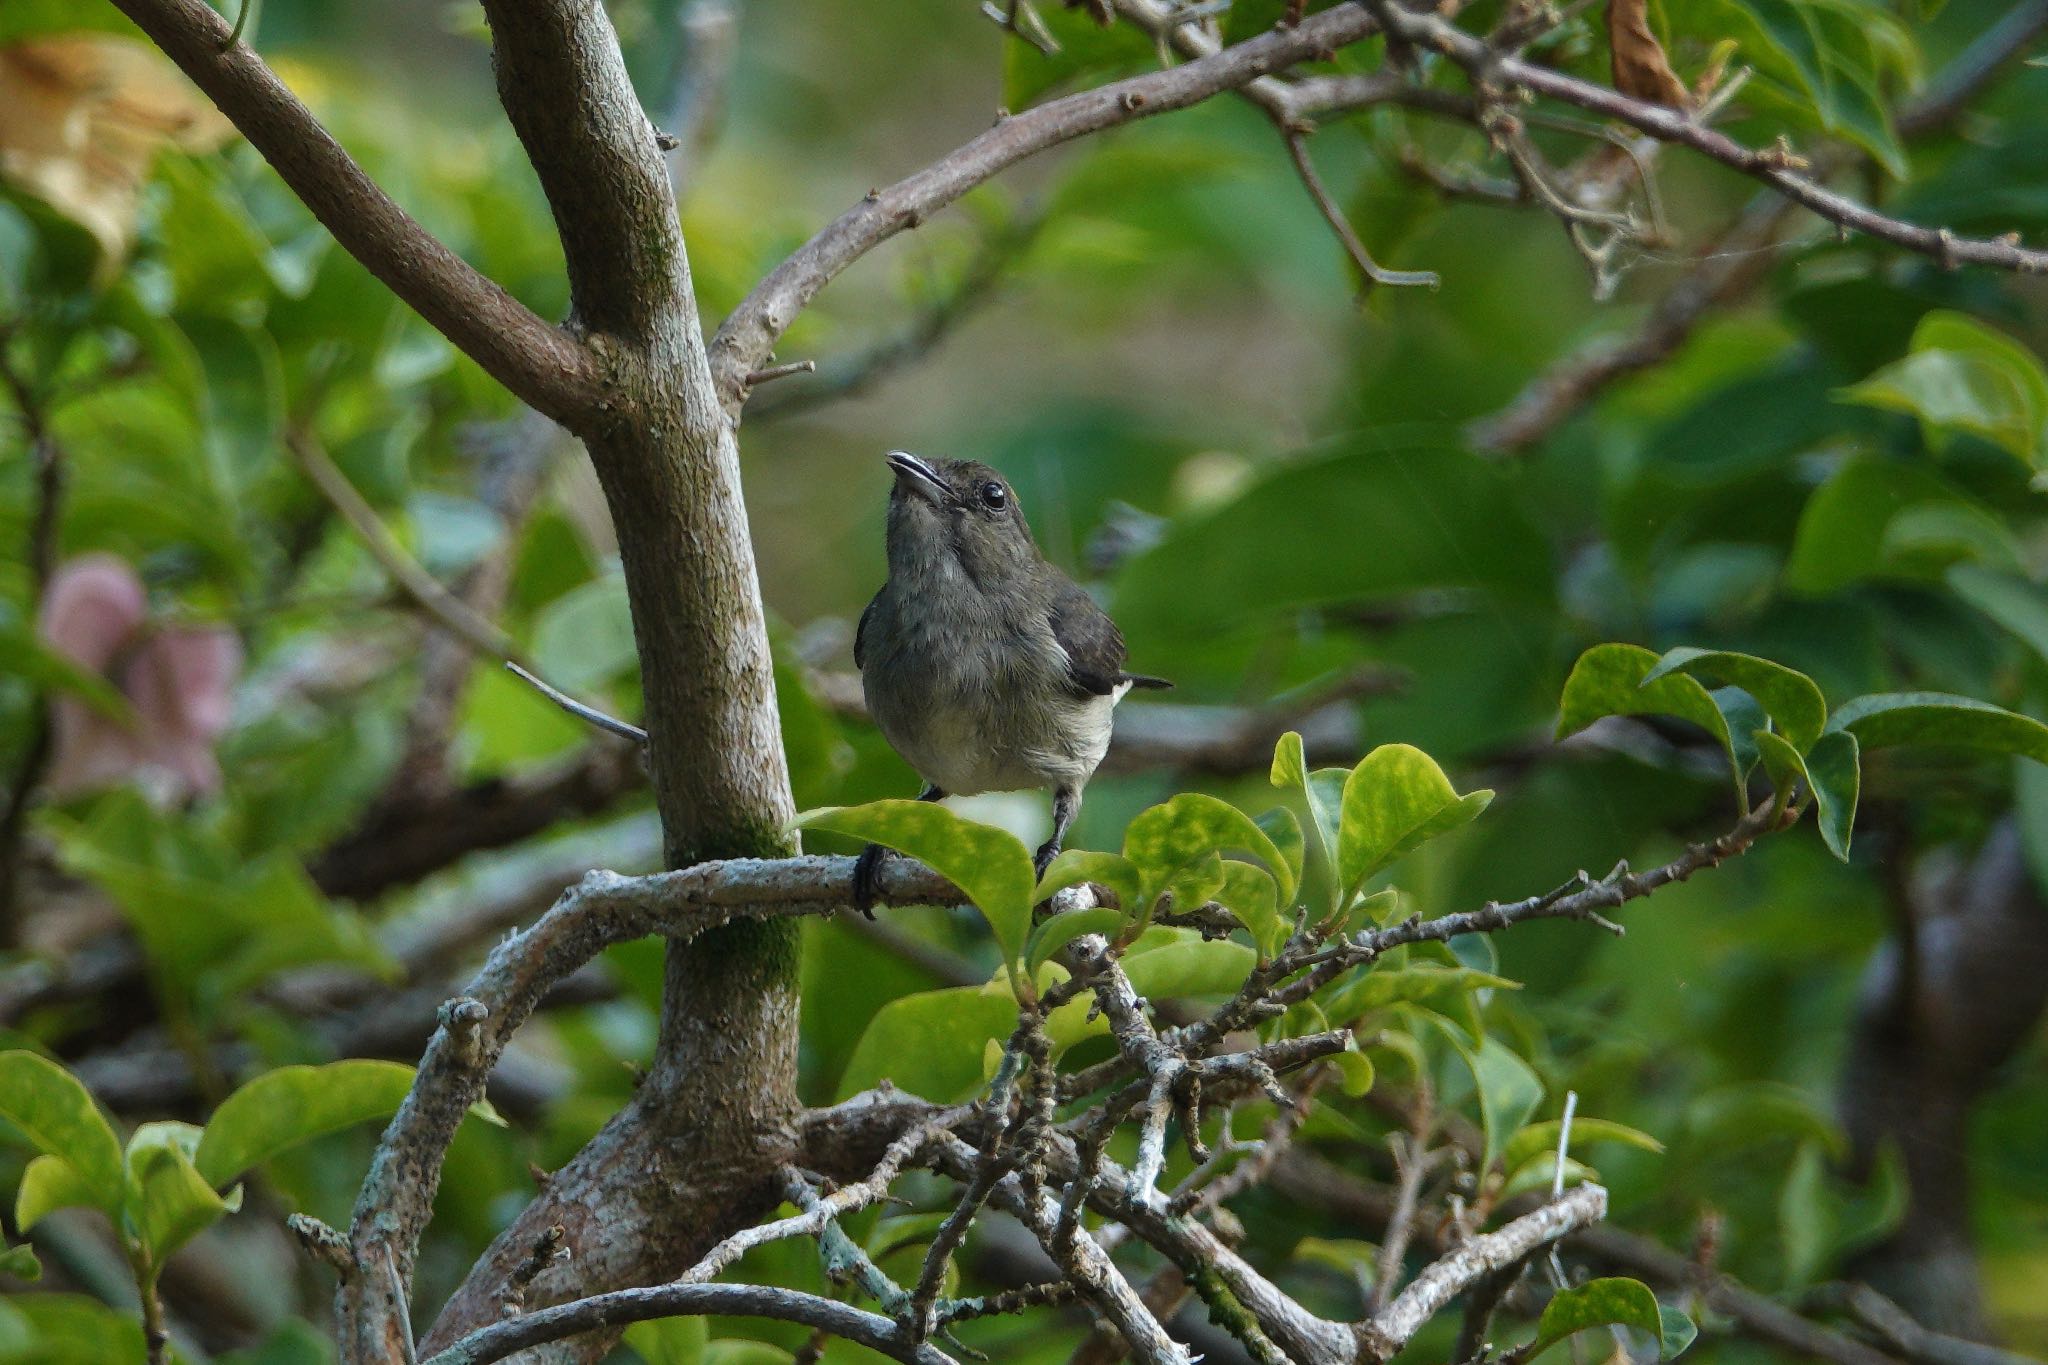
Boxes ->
[1121,673,1174,690]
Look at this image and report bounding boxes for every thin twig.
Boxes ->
[505,662,649,745]
[1282,129,1440,293]
[286,429,520,664]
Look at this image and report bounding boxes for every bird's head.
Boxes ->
[883,450,1041,589]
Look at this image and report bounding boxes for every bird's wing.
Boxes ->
[854,593,877,670]
[1048,582,1129,697]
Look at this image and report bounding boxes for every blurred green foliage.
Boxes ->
[3,0,2048,1358]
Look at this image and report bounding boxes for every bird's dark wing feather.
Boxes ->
[1048,583,1131,697]
[855,594,877,670]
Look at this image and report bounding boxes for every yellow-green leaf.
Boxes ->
[1337,744,1492,896]
[797,801,1036,965]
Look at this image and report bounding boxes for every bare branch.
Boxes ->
[1358,1185,1608,1361]
[341,854,997,1351]
[474,0,690,342]
[708,4,1385,407]
[1364,0,2048,276]
[107,0,597,422]
[417,1282,959,1365]
[286,430,520,664]
[1283,129,1441,292]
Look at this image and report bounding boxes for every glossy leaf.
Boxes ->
[836,986,1020,1102]
[1122,791,1296,911]
[123,1121,240,1264]
[1806,730,1861,860]
[796,801,1036,965]
[193,1060,422,1188]
[1838,311,2048,465]
[1217,860,1285,958]
[1318,964,1517,1027]
[0,1237,37,1282]
[1036,849,1143,916]
[0,1051,124,1213]
[1122,931,1257,1000]
[1336,744,1493,897]
[14,1153,103,1232]
[1827,692,2048,765]
[1644,647,1827,751]
[1529,1277,1664,1358]
[1557,644,1743,799]
[1501,1118,1665,1180]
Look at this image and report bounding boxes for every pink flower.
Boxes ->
[37,554,241,800]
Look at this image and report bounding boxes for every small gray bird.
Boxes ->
[852,451,1171,911]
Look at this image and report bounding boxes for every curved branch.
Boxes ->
[338,853,967,1356]
[707,3,1384,408]
[1365,0,2048,276]
[107,0,598,423]
[474,0,692,342]
[418,1281,958,1365]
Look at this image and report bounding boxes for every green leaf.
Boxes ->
[1121,791,1296,913]
[1122,930,1257,1000]
[1948,565,2048,668]
[626,1315,707,1365]
[1501,1117,1666,1178]
[0,623,134,723]
[796,801,1036,965]
[1806,730,1861,860]
[531,572,637,691]
[193,1060,423,1188]
[1557,644,1744,801]
[1025,908,1125,975]
[1331,1048,1375,1098]
[1660,1305,1700,1359]
[0,1237,38,1282]
[1255,806,1305,890]
[1783,456,1969,596]
[1271,732,1346,891]
[15,1154,103,1231]
[1318,964,1518,1028]
[1643,647,1827,751]
[123,1122,239,1264]
[1827,692,2048,765]
[1444,1031,1545,1176]
[0,1052,124,1214]
[836,986,1020,1102]
[1217,860,1285,958]
[1837,311,2048,465]
[1336,744,1492,897]
[1779,1138,1830,1286]
[1036,849,1143,914]
[1529,1277,1664,1358]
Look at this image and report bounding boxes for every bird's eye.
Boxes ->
[980,481,1008,510]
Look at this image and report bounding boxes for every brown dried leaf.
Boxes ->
[1606,0,1691,110]
[0,35,234,270]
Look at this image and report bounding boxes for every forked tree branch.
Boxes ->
[707,3,1386,408]
[106,0,598,423]
[1470,0,2048,454]
[1363,0,2048,276]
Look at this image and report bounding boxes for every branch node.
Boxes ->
[287,1213,354,1276]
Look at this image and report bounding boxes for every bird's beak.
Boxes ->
[886,450,950,505]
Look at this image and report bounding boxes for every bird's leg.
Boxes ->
[851,784,945,917]
[1034,785,1080,879]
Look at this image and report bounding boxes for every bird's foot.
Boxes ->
[851,842,889,919]
[1032,839,1061,879]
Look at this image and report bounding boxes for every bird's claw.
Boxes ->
[851,842,888,919]
[1032,840,1060,880]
